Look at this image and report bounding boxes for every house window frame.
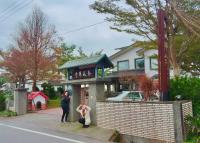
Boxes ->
[117,60,129,71]
[150,57,158,70]
[135,58,144,70]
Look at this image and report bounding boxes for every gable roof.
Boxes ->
[110,44,136,60]
[28,91,49,100]
[59,54,113,69]
[110,41,157,60]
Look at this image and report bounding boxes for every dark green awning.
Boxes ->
[59,54,113,69]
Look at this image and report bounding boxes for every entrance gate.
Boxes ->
[59,54,113,125]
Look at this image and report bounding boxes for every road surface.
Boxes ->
[0,123,85,143]
[0,109,111,143]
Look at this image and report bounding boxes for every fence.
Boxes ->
[96,101,192,143]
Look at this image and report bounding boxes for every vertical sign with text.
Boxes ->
[157,9,169,101]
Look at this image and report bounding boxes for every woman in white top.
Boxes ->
[76,104,91,128]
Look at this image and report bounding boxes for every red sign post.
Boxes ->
[157,9,169,101]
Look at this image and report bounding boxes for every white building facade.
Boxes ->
[110,45,158,78]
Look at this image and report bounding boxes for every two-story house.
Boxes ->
[108,43,158,91]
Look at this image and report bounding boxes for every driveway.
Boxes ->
[0,108,113,143]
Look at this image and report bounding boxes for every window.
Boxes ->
[127,92,143,100]
[117,60,129,71]
[135,58,144,69]
[150,57,158,70]
[128,92,140,100]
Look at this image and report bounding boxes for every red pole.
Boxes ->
[157,9,169,101]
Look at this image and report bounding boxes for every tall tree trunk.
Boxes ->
[172,64,181,77]
[166,3,181,77]
[32,80,37,91]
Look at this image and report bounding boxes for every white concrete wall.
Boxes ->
[33,96,46,104]
[25,80,44,92]
[144,49,158,77]
[111,48,158,77]
[111,48,142,71]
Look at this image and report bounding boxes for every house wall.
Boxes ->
[111,48,158,77]
[33,96,46,105]
[111,48,142,71]
[96,101,192,143]
[144,49,158,77]
[25,81,43,92]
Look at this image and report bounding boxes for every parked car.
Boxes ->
[106,91,144,101]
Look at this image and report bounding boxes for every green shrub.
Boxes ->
[169,77,200,115]
[185,115,200,143]
[57,87,64,95]
[0,77,8,87]
[47,99,61,109]
[0,93,6,111]
[0,110,17,117]
[42,83,57,99]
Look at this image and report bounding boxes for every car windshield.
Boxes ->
[127,92,140,99]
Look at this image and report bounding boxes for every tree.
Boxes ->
[139,75,158,101]
[0,77,8,87]
[0,49,30,87]
[14,7,58,91]
[180,39,200,76]
[119,72,137,90]
[91,0,200,76]
[77,47,87,58]
[41,82,56,99]
[55,43,77,66]
[56,43,103,67]
[89,49,103,57]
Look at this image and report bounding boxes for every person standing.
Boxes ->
[61,90,70,123]
[76,104,91,128]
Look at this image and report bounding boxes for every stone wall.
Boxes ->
[96,101,192,143]
[182,101,193,120]
[182,101,193,137]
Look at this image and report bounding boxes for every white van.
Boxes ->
[107,91,144,101]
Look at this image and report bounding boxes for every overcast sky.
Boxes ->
[0,0,134,56]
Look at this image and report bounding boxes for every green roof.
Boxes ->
[59,54,113,69]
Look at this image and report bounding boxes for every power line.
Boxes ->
[0,1,19,17]
[0,0,34,23]
[58,21,106,36]
[0,0,27,19]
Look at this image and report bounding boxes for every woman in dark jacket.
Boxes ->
[61,91,70,122]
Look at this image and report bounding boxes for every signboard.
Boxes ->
[68,67,95,80]
[157,9,169,101]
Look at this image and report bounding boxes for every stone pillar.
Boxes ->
[68,84,81,122]
[173,102,184,143]
[88,83,105,125]
[95,66,98,78]
[14,88,27,115]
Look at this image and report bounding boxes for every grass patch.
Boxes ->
[0,110,17,117]
[47,99,61,109]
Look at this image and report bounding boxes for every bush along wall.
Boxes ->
[41,83,57,99]
[170,77,200,142]
[170,76,200,116]
[0,92,6,111]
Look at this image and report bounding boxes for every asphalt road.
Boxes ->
[0,109,111,143]
[0,123,85,143]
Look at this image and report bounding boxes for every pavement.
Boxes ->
[0,108,114,143]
